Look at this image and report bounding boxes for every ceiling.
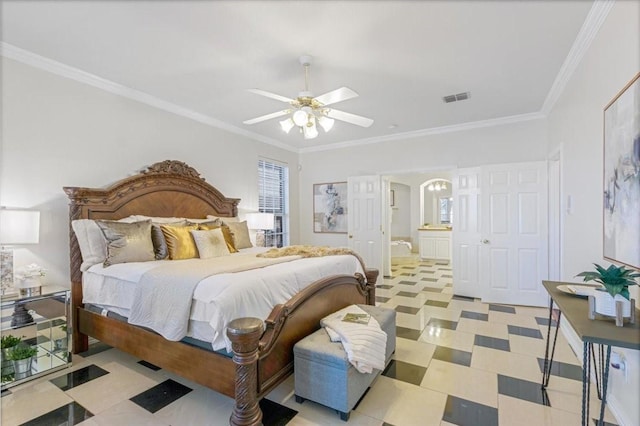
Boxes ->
[1,1,595,152]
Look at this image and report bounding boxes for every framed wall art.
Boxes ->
[313,182,348,233]
[603,72,640,270]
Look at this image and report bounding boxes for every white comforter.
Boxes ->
[83,248,365,351]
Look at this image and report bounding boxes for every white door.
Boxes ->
[481,162,548,306]
[452,168,482,298]
[347,175,383,275]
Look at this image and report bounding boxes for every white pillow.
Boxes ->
[71,216,144,271]
[72,219,108,271]
[191,228,231,259]
[130,215,186,224]
[207,215,239,224]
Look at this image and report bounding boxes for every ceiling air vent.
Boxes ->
[443,92,471,103]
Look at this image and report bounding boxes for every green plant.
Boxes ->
[576,263,640,300]
[7,345,37,361]
[1,335,22,349]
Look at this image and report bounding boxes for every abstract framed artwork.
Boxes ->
[603,72,640,270]
[313,182,348,233]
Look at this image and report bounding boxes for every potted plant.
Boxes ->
[576,263,639,322]
[1,335,22,376]
[7,344,38,380]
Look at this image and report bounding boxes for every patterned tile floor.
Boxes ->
[1,257,619,425]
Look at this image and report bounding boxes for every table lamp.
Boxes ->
[246,212,275,247]
[0,209,40,296]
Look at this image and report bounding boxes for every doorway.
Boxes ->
[385,171,455,274]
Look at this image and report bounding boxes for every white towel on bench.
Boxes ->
[321,305,387,374]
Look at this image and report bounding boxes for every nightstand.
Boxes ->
[1,285,71,390]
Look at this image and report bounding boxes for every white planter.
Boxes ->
[593,292,631,317]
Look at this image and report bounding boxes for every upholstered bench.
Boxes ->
[293,304,396,421]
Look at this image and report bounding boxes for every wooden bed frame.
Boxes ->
[63,160,378,426]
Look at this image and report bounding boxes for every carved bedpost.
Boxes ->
[227,317,265,426]
[365,268,379,305]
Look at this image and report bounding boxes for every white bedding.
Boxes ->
[83,247,365,351]
[391,240,412,257]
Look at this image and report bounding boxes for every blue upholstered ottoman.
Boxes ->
[293,304,396,421]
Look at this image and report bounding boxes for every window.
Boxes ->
[439,197,453,224]
[258,159,289,247]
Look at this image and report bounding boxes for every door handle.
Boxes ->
[481,239,490,244]
[349,235,353,239]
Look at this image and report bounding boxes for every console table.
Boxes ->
[541,281,640,426]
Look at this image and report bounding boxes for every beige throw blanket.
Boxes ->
[257,245,367,274]
[128,253,300,341]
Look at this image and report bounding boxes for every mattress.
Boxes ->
[82,247,364,351]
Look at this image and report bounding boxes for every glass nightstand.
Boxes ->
[1,285,71,390]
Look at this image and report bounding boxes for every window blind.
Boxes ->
[258,159,289,247]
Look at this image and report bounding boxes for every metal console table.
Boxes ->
[541,281,639,426]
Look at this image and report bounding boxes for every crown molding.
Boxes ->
[2,0,612,157]
[0,42,298,153]
[299,112,545,154]
[540,0,615,115]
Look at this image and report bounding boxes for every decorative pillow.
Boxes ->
[196,222,238,253]
[71,219,108,271]
[225,221,253,249]
[151,220,187,260]
[160,224,199,260]
[96,220,155,267]
[190,228,231,259]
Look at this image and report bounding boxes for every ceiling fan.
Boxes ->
[243,55,374,139]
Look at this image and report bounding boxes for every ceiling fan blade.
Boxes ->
[326,108,374,128]
[247,88,294,103]
[243,110,289,125]
[314,87,358,106]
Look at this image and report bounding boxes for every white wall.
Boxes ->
[299,118,547,247]
[547,2,639,425]
[390,182,411,239]
[1,58,299,287]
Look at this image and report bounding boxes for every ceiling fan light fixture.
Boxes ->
[292,109,308,127]
[280,118,295,134]
[318,115,335,132]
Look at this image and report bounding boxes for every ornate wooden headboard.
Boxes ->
[63,160,240,284]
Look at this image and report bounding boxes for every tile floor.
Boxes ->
[1,257,619,425]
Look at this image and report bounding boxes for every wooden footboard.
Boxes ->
[72,269,377,426]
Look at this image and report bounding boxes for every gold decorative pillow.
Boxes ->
[151,220,187,260]
[226,221,253,249]
[95,220,155,267]
[197,222,238,253]
[190,228,231,259]
[160,224,199,260]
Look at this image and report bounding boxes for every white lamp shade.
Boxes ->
[303,118,319,139]
[0,210,40,244]
[246,212,275,230]
[292,110,308,127]
[318,115,335,132]
[280,118,295,133]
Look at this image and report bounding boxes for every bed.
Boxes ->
[64,160,378,426]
